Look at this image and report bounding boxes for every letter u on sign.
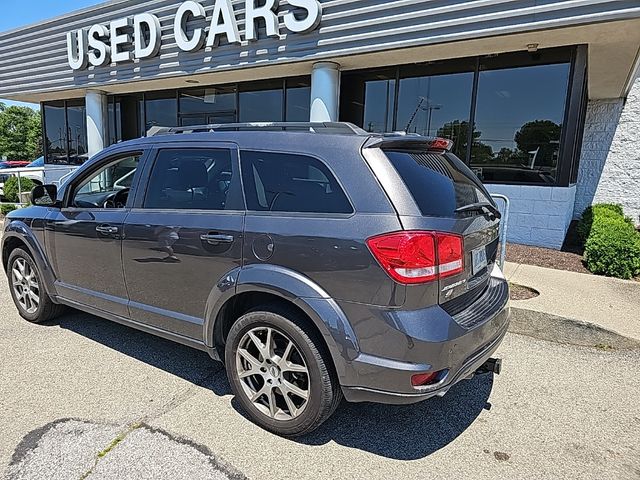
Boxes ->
[67,30,88,70]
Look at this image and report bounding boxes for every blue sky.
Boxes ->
[1,0,102,109]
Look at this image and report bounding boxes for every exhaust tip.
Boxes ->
[476,357,502,375]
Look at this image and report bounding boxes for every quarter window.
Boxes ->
[240,151,353,214]
[144,149,234,211]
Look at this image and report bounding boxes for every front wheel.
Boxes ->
[225,306,342,436]
[7,248,65,323]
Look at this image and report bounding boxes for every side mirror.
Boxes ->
[31,184,58,207]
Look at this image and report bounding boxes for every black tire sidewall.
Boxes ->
[7,248,46,323]
[225,310,331,436]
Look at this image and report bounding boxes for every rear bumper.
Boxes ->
[338,267,510,404]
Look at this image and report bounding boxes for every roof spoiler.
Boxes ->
[364,135,454,152]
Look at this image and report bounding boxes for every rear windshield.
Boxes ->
[384,150,493,217]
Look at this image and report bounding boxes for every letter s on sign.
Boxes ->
[88,24,111,67]
[284,0,322,33]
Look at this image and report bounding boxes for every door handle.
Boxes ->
[96,225,119,235]
[200,233,234,244]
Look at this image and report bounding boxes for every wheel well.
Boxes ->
[2,236,28,271]
[213,291,335,368]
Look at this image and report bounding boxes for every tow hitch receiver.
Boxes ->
[476,357,502,375]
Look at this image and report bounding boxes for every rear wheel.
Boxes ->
[225,306,341,436]
[7,248,65,323]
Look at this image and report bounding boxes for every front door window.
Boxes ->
[72,154,140,209]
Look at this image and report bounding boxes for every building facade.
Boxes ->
[0,0,639,249]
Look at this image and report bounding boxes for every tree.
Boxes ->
[0,105,42,161]
[514,120,561,167]
[437,120,494,162]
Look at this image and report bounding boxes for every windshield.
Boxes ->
[384,150,494,217]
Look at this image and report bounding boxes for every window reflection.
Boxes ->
[340,69,396,133]
[145,92,178,134]
[285,78,310,122]
[396,71,473,159]
[66,100,87,165]
[471,64,570,184]
[339,51,575,185]
[239,81,283,122]
[179,87,237,114]
[43,99,87,165]
[44,101,67,164]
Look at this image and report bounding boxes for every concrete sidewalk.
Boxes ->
[504,261,640,346]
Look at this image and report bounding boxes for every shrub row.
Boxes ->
[0,203,17,215]
[3,176,36,203]
[579,204,640,279]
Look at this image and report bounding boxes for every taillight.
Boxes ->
[366,231,463,284]
[436,232,464,279]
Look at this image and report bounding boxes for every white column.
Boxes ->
[85,90,108,157]
[310,62,340,122]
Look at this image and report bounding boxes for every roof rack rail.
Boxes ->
[148,122,367,136]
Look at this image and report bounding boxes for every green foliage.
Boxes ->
[0,105,42,161]
[3,176,36,203]
[582,206,640,279]
[0,203,17,215]
[577,203,628,244]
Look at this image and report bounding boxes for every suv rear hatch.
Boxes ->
[364,137,500,313]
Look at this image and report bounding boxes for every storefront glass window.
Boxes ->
[179,86,237,115]
[339,48,579,186]
[239,81,284,122]
[107,99,122,146]
[285,78,311,121]
[66,100,87,165]
[145,91,178,133]
[340,69,396,133]
[43,99,87,165]
[43,101,67,164]
[471,63,570,184]
[396,71,473,160]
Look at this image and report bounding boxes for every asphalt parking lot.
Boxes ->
[1,281,639,480]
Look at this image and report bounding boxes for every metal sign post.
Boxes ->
[490,194,510,268]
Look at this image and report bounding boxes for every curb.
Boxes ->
[509,307,640,350]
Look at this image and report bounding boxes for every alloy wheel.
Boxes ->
[235,326,310,421]
[11,257,40,314]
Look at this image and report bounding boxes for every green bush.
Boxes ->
[3,176,35,203]
[577,203,628,244]
[0,203,17,215]
[583,208,640,279]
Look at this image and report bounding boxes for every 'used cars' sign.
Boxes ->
[66,0,322,70]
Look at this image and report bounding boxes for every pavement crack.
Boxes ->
[139,364,226,424]
[78,422,143,480]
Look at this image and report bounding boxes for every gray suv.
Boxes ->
[2,122,509,436]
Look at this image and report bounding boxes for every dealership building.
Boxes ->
[0,0,639,249]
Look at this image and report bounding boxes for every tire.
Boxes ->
[7,248,65,323]
[225,304,342,437]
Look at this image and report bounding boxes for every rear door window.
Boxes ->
[384,150,493,217]
[143,148,235,211]
[240,151,353,214]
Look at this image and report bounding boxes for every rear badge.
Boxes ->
[442,278,467,297]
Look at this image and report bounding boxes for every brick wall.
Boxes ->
[486,184,576,249]
[574,76,640,223]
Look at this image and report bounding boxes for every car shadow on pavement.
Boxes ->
[295,374,494,460]
[52,310,232,397]
[53,310,494,460]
